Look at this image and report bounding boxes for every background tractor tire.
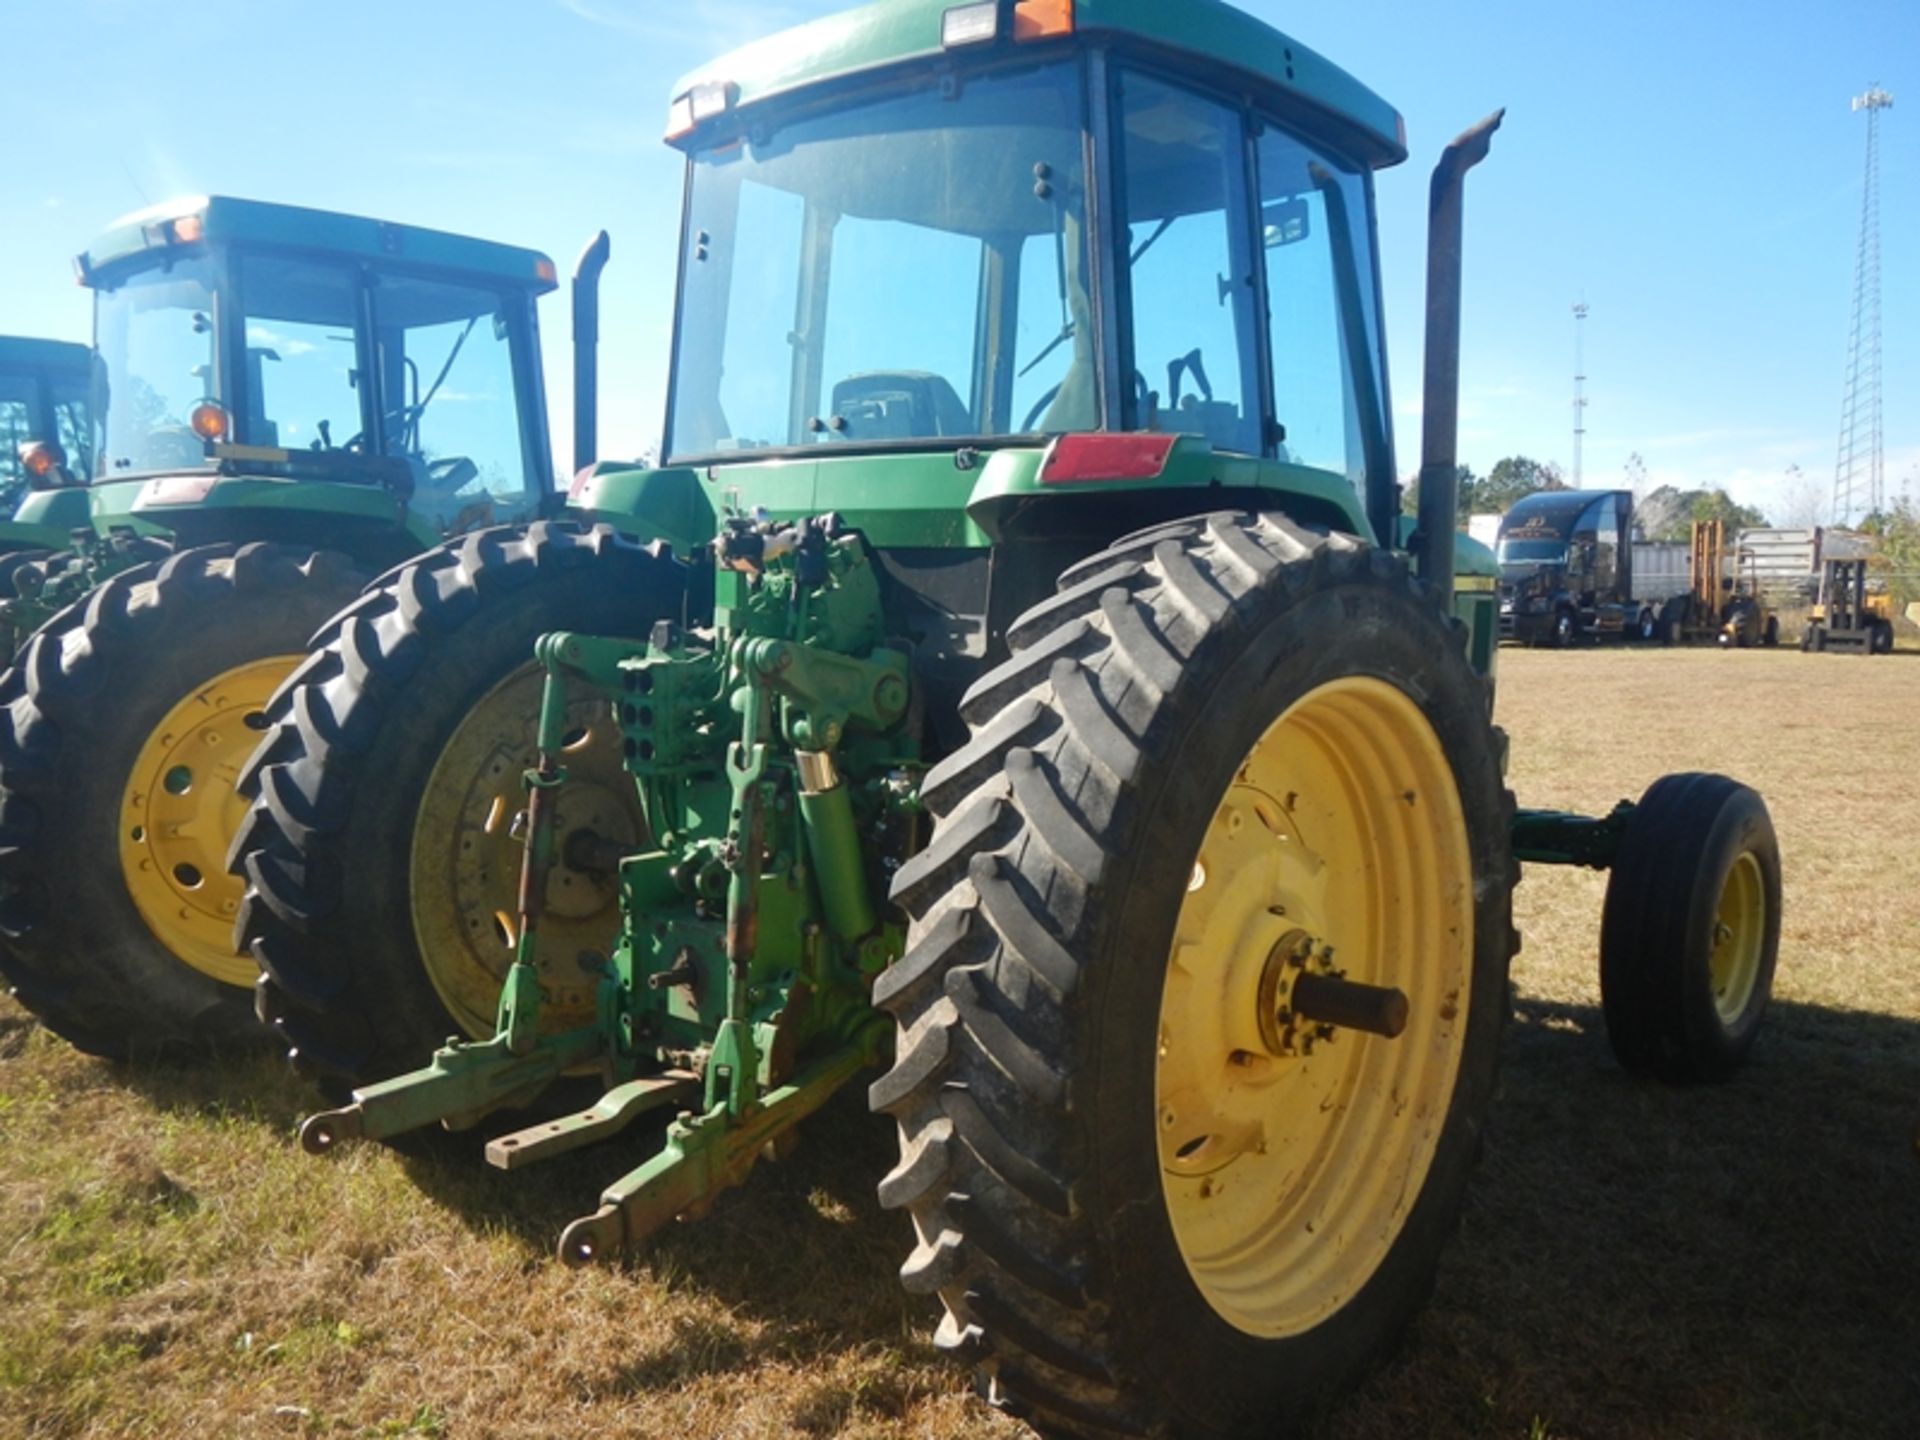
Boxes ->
[1762,615,1780,648]
[232,522,691,1086]
[871,512,1516,1439]
[1870,619,1894,655]
[0,544,369,1058]
[1552,606,1577,647]
[1599,772,1779,1083]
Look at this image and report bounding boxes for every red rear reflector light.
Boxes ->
[1039,433,1177,485]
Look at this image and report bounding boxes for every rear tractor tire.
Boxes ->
[0,544,370,1058]
[872,512,1516,1439]
[232,523,690,1086]
[1599,773,1779,1083]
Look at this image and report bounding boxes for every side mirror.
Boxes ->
[1262,196,1311,249]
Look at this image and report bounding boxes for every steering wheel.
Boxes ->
[1021,370,1152,433]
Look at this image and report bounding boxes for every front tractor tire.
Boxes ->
[872,513,1516,1439]
[231,523,688,1086]
[1599,773,1780,1083]
[0,545,370,1058]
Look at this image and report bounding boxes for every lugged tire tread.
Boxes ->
[870,510,1510,1438]
[230,522,677,1082]
[0,544,364,1058]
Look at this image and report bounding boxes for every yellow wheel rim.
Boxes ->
[408,664,643,1040]
[1155,675,1475,1338]
[1709,851,1766,1026]
[120,655,298,988]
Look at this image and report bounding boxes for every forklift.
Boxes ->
[1802,556,1895,654]
[1659,520,1777,648]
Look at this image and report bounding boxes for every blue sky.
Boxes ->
[7,0,1915,522]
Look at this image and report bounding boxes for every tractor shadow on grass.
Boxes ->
[106,991,1912,1438]
[96,1039,318,1136]
[1326,994,1920,1440]
[386,1079,938,1380]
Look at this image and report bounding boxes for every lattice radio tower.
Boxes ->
[1833,86,1892,526]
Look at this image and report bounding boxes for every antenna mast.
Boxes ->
[1833,86,1892,526]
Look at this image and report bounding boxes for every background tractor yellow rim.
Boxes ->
[408,665,643,1040]
[1709,851,1766,1026]
[1154,675,1475,1338]
[120,655,298,988]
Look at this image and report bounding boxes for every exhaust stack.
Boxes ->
[1413,110,1503,598]
[572,230,611,474]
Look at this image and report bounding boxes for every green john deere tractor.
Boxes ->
[0,337,100,594]
[233,2,1782,1434]
[0,197,615,1060]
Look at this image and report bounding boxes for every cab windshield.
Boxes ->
[668,60,1092,461]
[1498,539,1567,564]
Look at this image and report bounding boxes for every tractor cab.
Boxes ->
[664,19,1390,487]
[78,197,559,563]
[564,0,1500,665]
[0,336,96,549]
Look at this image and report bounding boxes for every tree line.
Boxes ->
[1402,456,1769,542]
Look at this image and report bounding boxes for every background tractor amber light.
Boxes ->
[189,401,230,441]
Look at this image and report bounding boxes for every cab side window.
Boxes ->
[1115,71,1261,455]
[1254,123,1377,483]
[372,277,539,531]
[0,376,33,499]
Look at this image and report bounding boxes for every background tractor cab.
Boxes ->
[0,336,96,556]
[77,196,560,567]
[0,199,573,1065]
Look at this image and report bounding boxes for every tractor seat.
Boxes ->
[828,372,973,441]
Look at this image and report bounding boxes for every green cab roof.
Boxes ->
[0,336,90,380]
[78,196,558,293]
[670,0,1406,168]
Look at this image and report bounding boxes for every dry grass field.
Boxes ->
[2,645,1916,1439]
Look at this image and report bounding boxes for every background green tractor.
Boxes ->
[0,336,104,597]
[0,197,621,1060]
[233,2,1780,1435]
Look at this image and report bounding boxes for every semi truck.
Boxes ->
[1497,488,1660,643]
[1496,488,1769,646]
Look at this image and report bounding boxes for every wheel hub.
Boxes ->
[1709,850,1766,1025]
[120,655,300,988]
[410,664,646,1040]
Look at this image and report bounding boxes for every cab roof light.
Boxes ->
[139,214,205,250]
[1013,0,1073,40]
[1039,432,1178,485]
[666,80,738,141]
[942,2,1000,47]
